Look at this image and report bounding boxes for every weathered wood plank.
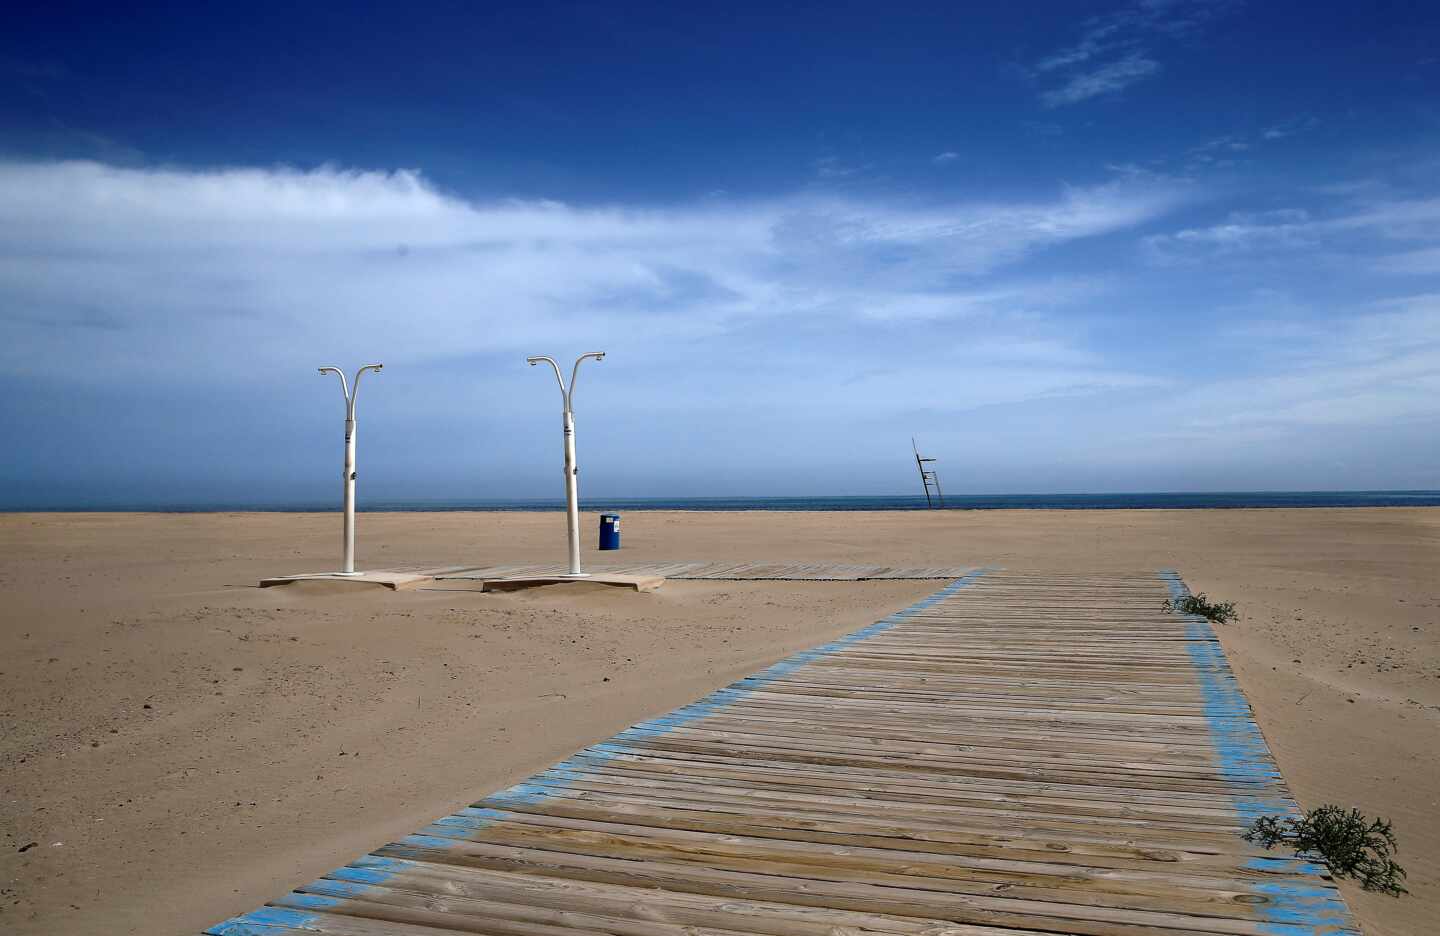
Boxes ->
[434,560,976,581]
[204,570,1358,936]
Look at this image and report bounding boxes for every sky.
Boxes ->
[2,0,1439,505]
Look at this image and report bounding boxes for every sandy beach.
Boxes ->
[1,508,1436,935]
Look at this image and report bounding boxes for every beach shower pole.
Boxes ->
[318,363,383,574]
[527,352,605,577]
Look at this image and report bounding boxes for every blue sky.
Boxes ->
[2,0,1439,505]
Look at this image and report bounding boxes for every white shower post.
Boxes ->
[317,363,383,574]
[526,352,606,577]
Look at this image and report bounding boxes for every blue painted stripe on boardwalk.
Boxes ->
[329,854,414,884]
[326,855,405,885]
[204,906,319,934]
[399,832,461,849]
[276,893,344,911]
[298,878,379,900]
[1160,572,1290,811]
[202,572,990,934]
[1161,570,1360,935]
[1243,855,1332,878]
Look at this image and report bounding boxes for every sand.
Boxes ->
[1,509,1436,935]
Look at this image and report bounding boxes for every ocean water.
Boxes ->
[354,491,1440,511]
[10,491,1440,512]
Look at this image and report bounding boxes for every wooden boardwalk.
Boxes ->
[206,570,1358,936]
[434,560,974,581]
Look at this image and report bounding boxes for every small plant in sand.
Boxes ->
[1161,592,1237,623]
[1245,805,1408,896]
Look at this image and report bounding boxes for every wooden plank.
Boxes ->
[308,859,1047,936]
[372,836,1322,936]
[434,560,976,581]
[205,570,1358,936]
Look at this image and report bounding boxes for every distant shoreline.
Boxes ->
[6,491,1440,512]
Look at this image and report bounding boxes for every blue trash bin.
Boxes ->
[598,513,621,550]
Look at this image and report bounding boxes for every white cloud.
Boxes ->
[1144,199,1440,263]
[1260,116,1318,141]
[1169,117,1318,173]
[1167,294,1440,432]
[1144,211,1316,257]
[7,158,1439,495]
[829,358,1167,416]
[1373,247,1440,275]
[813,156,872,179]
[1032,1,1232,108]
[0,160,1186,391]
[1192,135,1251,155]
[1034,23,1126,74]
[932,151,960,165]
[1040,52,1161,107]
[852,277,1106,322]
[1342,198,1440,238]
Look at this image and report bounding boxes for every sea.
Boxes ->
[9,491,1440,512]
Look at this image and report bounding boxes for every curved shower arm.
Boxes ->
[568,352,605,407]
[349,364,383,415]
[527,355,568,407]
[318,366,350,407]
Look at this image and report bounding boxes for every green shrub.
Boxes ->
[1245,805,1408,896]
[1162,592,1236,623]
